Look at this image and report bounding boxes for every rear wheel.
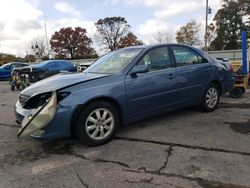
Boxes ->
[201,83,220,112]
[229,87,244,98]
[74,101,119,146]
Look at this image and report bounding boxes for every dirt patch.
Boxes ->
[224,120,250,135]
[0,139,75,167]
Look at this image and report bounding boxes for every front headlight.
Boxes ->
[17,91,57,138]
[24,92,70,109]
[24,92,52,109]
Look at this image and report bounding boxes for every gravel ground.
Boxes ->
[0,80,250,188]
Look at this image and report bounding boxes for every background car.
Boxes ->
[16,60,77,82]
[15,44,234,146]
[77,62,94,72]
[0,62,28,79]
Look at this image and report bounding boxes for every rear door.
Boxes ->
[169,45,212,103]
[125,46,178,118]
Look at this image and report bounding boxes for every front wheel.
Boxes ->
[201,83,220,112]
[74,101,119,146]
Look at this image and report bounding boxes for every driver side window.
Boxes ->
[137,47,170,72]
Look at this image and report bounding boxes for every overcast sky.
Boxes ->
[0,0,222,56]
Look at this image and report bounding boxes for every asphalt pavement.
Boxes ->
[0,80,250,188]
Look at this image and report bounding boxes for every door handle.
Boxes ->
[204,68,212,72]
[167,74,175,79]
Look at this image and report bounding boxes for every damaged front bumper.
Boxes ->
[17,91,57,138]
[15,91,77,140]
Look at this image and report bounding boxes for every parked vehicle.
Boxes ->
[0,62,28,79]
[77,62,94,72]
[16,60,77,82]
[15,44,235,146]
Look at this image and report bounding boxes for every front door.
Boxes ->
[125,46,178,118]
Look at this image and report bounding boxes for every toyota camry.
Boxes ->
[15,44,234,146]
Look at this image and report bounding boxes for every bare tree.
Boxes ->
[30,37,49,60]
[151,31,173,44]
[95,16,130,51]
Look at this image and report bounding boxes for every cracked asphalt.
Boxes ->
[0,80,250,188]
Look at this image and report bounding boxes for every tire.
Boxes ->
[11,85,15,91]
[241,87,245,95]
[74,101,119,146]
[16,85,20,90]
[29,73,39,82]
[229,87,243,98]
[201,83,220,112]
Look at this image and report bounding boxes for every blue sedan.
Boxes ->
[16,60,77,82]
[0,62,28,79]
[15,44,234,146]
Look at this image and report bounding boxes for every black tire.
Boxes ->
[241,87,245,95]
[201,83,220,112]
[29,73,39,82]
[74,101,119,146]
[16,85,20,90]
[229,87,243,98]
[11,85,15,91]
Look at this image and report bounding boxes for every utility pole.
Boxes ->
[43,16,50,57]
[205,0,208,51]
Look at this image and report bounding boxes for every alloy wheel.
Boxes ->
[85,108,114,141]
[205,87,218,109]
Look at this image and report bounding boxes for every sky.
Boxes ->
[0,0,222,57]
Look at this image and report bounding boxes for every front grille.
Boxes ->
[19,94,30,106]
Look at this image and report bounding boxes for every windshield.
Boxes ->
[86,48,143,74]
[0,64,9,68]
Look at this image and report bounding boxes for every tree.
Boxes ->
[209,0,250,50]
[95,16,130,51]
[117,32,143,48]
[50,27,96,59]
[30,37,49,60]
[176,20,201,46]
[151,31,173,44]
[0,53,16,63]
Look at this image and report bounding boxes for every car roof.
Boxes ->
[9,62,28,65]
[122,43,194,50]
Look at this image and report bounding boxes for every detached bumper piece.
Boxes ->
[17,91,57,138]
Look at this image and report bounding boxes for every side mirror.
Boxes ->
[130,65,149,76]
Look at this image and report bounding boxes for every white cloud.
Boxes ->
[0,0,95,56]
[0,0,43,56]
[47,18,96,39]
[54,1,81,17]
[155,1,200,19]
[138,19,176,44]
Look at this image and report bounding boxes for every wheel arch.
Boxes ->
[70,96,123,137]
[210,80,222,95]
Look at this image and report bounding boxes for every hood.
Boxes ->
[21,72,110,97]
